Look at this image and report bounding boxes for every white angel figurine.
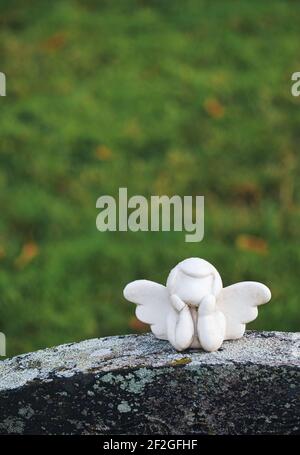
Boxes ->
[123,257,271,352]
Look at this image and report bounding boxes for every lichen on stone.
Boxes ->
[0,331,299,435]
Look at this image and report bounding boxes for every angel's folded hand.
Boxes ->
[170,294,187,312]
[199,294,217,315]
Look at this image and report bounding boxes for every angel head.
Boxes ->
[166,258,222,307]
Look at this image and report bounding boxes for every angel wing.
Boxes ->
[123,280,172,340]
[216,281,271,340]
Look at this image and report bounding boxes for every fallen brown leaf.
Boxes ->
[15,242,39,268]
[129,317,149,332]
[42,32,66,51]
[236,234,268,255]
[204,98,225,119]
[95,145,112,161]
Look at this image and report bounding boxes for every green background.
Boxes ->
[0,0,299,357]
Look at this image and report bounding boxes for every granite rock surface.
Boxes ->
[0,331,299,434]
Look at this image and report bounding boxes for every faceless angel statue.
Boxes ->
[123,257,271,352]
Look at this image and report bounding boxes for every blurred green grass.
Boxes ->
[0,0,299,357]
